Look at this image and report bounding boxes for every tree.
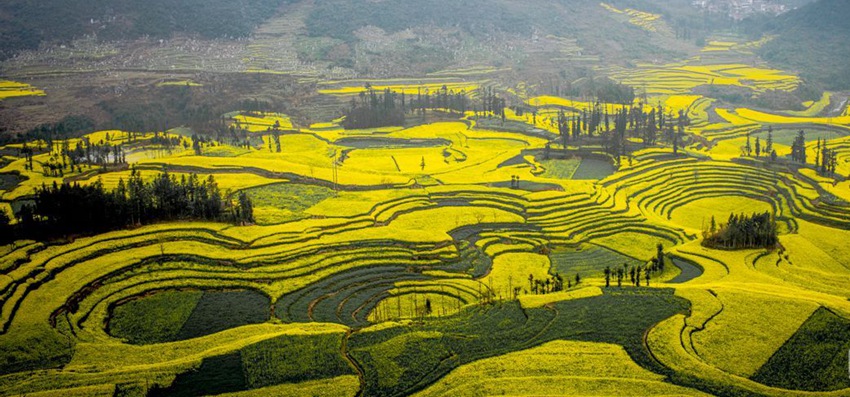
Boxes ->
[755,137,761,157]
[673,110,686,155]
[709,215,717,235]
[0,209,10,241]
[791,130,807,163]
[237,191,254,225]
[816,138,822,166]
[766,126,774,157]
[604,266,611,288]
[192,134,203,155]
[420,156,426,171]
[656,243,665,271]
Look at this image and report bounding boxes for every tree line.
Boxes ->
[0,115,96,146]
[603,243,666,288]
[2,168,254,242]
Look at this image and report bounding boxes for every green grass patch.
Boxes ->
[175,290,270,340]
[349,289,688,396]
[0,172,24,191]
[202,145,252,157]
[242,333,354,388]
[572,158,616,180]
[550,244,641,277]
[751,128,842,147]
[751,307,850,391]
[0,325,73,375]
[108,290,202,344]
[246,183,336,225]
[539,158,581,179]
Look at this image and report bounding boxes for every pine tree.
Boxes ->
[766,126,773,156]
[656,243,665,271]
[237,191,254,225]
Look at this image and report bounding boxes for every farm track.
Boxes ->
[342,329,367,397]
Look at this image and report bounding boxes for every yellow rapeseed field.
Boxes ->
[600,3,667,33]
[414,340,710,396]
[722,107,850,125]
[0,80,45,100]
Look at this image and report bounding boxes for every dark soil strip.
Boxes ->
[175,290,270,340]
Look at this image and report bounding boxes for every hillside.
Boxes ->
[304,0,712,70]
[0,0,292,58]
[758,0,850,89]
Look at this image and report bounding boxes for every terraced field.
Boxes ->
[2,51,850,397]
[604,62,800,95]
[0,80,45,100]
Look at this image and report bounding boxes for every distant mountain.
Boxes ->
[0,0,291,58]
[304,0,715,70]
[0,0,727,69]
[758,0,850,90]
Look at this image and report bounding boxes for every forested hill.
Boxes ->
[758,0,850,90]
[0,0,292,58]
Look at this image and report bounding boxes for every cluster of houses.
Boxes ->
[691,0,789,20]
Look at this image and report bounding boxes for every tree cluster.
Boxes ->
[341,86,496,129]
[790,130,807,163]
[342,88,406,129]
[553,102,686,163]
[7,169,253,241]
[525,272,567,296]
[815,138,838,176]
[703,212,778,249]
